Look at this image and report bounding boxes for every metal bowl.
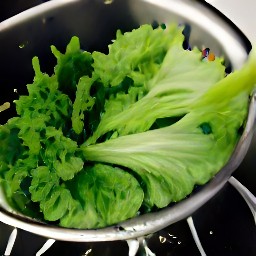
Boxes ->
[0,0,255,242]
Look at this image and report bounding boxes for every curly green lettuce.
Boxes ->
[0,23,256,229]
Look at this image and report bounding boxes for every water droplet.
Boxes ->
[0,102,10,112]
[159,236,166,243]
[83,249,92,255]
[104,0,113,4]
[19,41,28,49]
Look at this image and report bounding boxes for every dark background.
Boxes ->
[0,0,49,22]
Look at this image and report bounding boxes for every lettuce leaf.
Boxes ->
[29,164,144,228]
[92,24,184,87]
[51,36,93,98]
[86,38,225,145]
[82,47,256,208]
[1,23,256,229]
[60,164,144,228]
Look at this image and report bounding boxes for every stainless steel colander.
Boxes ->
[0,0,255,242]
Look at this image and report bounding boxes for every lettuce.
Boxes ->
[82,51,256,207]
[86,31,226,145]
[1,23,256,229]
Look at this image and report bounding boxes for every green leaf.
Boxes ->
[0,123,23,166]
[82,47,256,208]
[93,24,184,87]
[51,36,93,98]
[2,154,38,212]
[29,166,75,221]
[29,166,59,203]
[41,127,84,181]
[85,32,225,145]
[41,186,73,221]
[71,76,95,135]
[15,57,72,134]
[61,164,144,228]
